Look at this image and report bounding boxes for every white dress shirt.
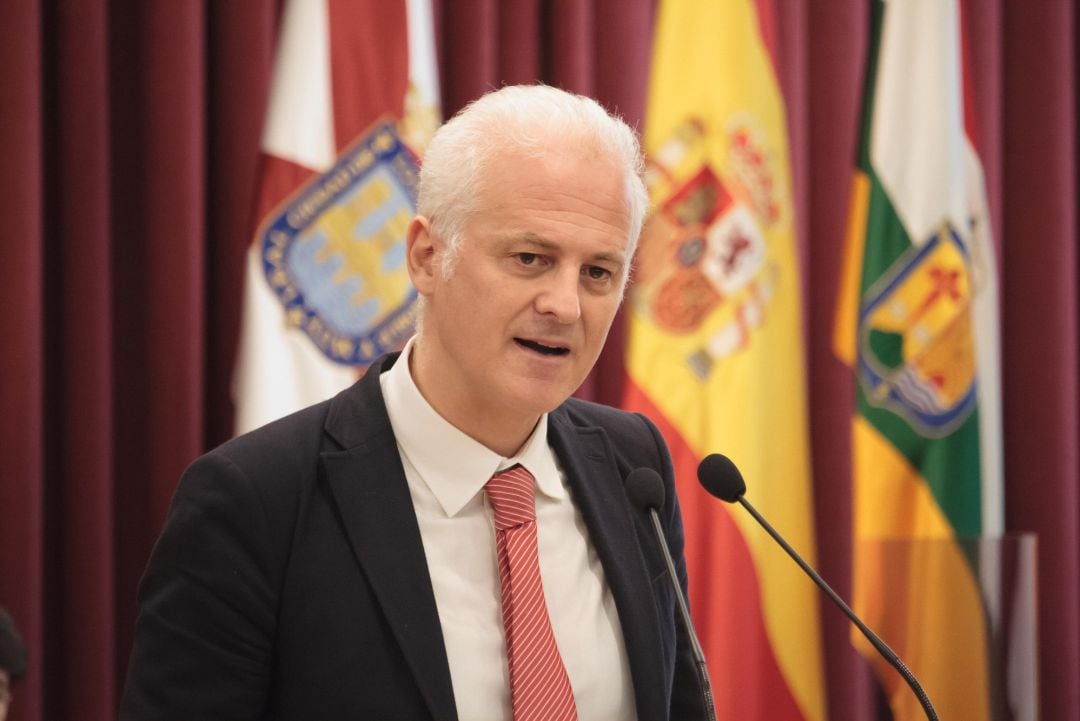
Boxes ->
[380,338,637,721]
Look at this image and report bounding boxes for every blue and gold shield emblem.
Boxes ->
[260,121,420,365]
[858,223,978,436]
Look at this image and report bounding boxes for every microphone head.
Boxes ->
[624,468,665,512]
[697,454,746,503]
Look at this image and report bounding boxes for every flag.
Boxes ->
[623,1,825,719]
[834,1,1004,718]
[233,0,440,434]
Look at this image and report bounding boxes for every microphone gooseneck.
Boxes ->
[696,453,940,721]
[623,468,716,721]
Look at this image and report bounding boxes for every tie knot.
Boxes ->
[485,465,536,530]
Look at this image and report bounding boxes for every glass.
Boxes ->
[853,533,1038,721]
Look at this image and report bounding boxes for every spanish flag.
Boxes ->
[834,1,1003,718]
[623,1,825,719]
[232,0,439,434]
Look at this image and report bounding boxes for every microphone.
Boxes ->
[624,468,716,721]
[697,454,940,721]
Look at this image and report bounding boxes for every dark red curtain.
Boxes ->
[0,2,1075,720]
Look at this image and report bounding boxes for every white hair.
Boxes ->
[416,84,648,278]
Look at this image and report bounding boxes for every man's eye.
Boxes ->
[584,266,611,280]
[518,253,538,265]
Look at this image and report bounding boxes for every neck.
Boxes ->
[407,341,539,458]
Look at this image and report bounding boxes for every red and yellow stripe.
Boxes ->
[624,1,824,718]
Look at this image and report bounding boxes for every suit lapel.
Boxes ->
[548,409,669,721]
[321,356,458,721]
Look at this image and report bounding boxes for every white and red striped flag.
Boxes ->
[233,0,439,434]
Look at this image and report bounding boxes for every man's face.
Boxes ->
[410,148,632,438]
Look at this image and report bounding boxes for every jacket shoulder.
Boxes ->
[208,397,335,479]
[200,353,395,486]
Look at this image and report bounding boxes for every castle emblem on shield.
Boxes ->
[259,121,420,365]
[857,223,978,436]
[635,114,787,380]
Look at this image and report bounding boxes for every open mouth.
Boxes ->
[515,338,570,357]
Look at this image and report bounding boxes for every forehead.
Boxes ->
[468,149,633,250]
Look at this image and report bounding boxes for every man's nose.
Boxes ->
[535,268,581,323]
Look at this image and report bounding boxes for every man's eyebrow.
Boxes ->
[500,232,558,251]
[501,233,626,266]
[590,250,627,267]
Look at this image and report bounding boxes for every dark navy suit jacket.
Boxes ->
[120,353,707,720]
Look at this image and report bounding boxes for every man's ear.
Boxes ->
[406,216,439,296]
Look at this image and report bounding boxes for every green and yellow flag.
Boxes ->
[834,1,1004,718]
[623,1,825,718]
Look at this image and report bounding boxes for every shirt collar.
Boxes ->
[381,337,566,518]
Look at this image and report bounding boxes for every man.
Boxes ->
[0,606,27,721]
[121,85,706,720]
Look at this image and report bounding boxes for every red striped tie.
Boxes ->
[485,465,578,721]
